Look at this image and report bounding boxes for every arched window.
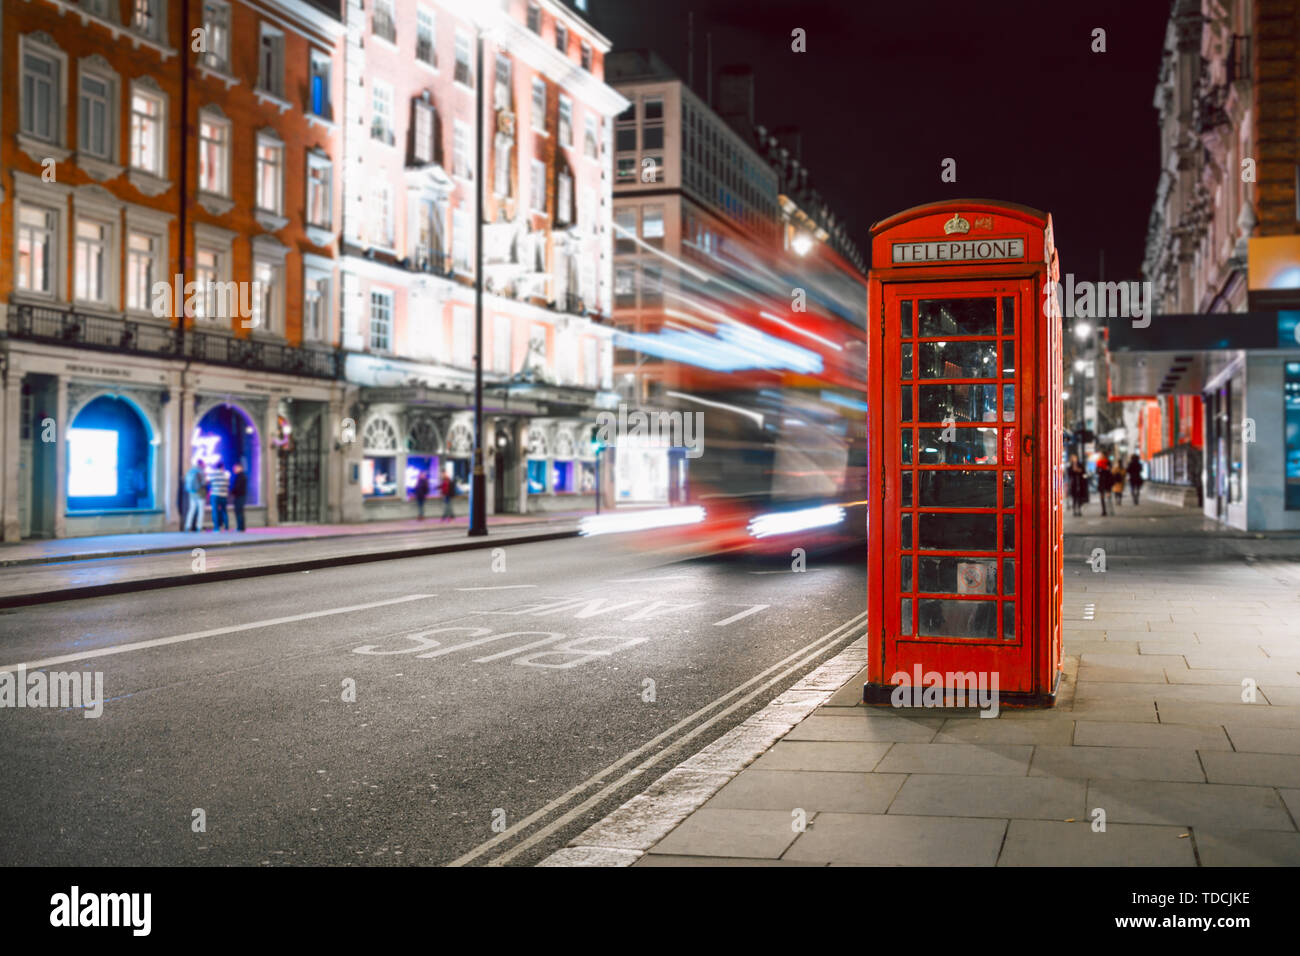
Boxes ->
[363,416,400,497]
[194,403,260,504]
[67,395,153,511]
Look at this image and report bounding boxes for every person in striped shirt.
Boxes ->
[206,460,230,531]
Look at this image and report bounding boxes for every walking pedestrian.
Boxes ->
[1067,454,1088,517]
[1126,453,1144,505]
[1096,459,1113,516]
[184,462,206,531]
[440,471,455,521]
[207,459,230,531]
[231,462,248,532]
[414,470,430,520]
[1110,461,1125,509]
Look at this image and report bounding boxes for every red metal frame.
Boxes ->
[865,200,1063,706]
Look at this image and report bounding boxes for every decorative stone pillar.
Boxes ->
[1,374,22,542]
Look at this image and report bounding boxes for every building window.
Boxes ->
[371,184,394,248]
[79,70,115,160]
[81,0,114,19]
[306,152,332,228]
[414,196,443,268]
[417,8,437,67]
[642,205,664,248]
[198,110,229,195]
[453,121,471,178]
[413,97,436,164]
[642,96,664,150]
[453,307,472,366]
[201,1,231,72]
[1286,362,1300,509]
[454,31,473,87]
[129,87,164,175]
[74,218,111,305]
[527,2,541,33]
[584,115,598,159]
[369,290,392,352]
[580,43,592,72]
[303,272,330,342]
[256,136,284,215]
[192,246,222,322]
[251,258,281,334]
[371,80,395,145]
[132,0,160,40]
[125,231,157,312]
[615,101,636,153]
[258,24,285,98]
[494,54,511,111]
[616,156,636,183]
[641,263,662,304]
[559,96,573,147]
[614,264,635,307]
[556,172,573,225]
[530,159,546,213]
[17,204,58,296]
[614,208,636,253]
[372,0,396,44]
[22,42,64,144]
[310,53,331,119]
[555,22,567,54]
[531,78,546,132]
[452,206,470,270]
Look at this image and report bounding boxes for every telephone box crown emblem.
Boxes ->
[944,213,971,235]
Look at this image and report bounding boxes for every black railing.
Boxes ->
[414,251,454,277]
[7,302,341,380]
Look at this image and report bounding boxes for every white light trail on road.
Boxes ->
[747,505,846,539]
[579,506,705,537]
[0,594,437,672]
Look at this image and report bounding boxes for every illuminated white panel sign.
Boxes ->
[68,428,119,497]
[892,238,1025,264]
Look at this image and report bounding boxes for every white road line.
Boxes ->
[446,607,870,868]
[712,604,770,627]
[455,585,539,591]
[0,594,437,672]
[605,575,693,583]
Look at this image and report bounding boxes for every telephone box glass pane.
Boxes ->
[901,513,912,549]
[901,386,912,422]
[1002,514,1015,551]
[918,556,997,594]
[901,598,912,635]
[919,427,997,464]
[918,513,996,551]
[919,384,998,422]
[1002,601,1015,639]
[902,429,913,464]
[901,556,913,591]
[1002,471,1015,507]
[919,599,997,639]
[900,301,913,337]
[1003,558,1015,595]
[918,341,998,379]
[1001,296,1015,335]
[1002,385,1015,422]
[902,343,913,379]
[1001,341,1015,377]
[918,298,996,337]
[901,470,912,506]
[919,470,997,508]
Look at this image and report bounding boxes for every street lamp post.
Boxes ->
[468,30,488,537]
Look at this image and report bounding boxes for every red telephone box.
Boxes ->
[864,200,1064,707]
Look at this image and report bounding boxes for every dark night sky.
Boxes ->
[590,0,1172,284]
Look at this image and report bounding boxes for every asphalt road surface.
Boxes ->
[0,535,868,866]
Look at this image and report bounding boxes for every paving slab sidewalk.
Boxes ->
[544,500,1300,866]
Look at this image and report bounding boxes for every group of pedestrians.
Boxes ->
[183,459,249,532]
[412,470,457,521]
[1067,451,1144,517]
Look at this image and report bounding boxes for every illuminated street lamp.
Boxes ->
[791,232,814,256]
[1074,320,1092,340]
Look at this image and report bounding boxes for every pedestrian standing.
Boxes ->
[414,470,430,520]
[1110,461,1125,509]
[184,462,206,531]
[1067,454,1088,517]
[231,462,248,532]
[207,460,230,531]
[1097,460,1113,516]
[1127,453,1144,505]
[440,471,455,521]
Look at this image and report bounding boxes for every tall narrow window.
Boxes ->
[74,218,110,304]
[556,171,573,225]
[555,22,567,54]
[531,78,546,132]
[372,0,396,43]
[193,246,222,322]
[201,1,231,72]
[452,206,470,270]
[130,88,163,174]
[371,81,394,145]
[370,290,392,352]
[527,3,541,34]
[256,137,284,214]
[584,115,598,159]
[79,72,112,159]
[371,184,393,247]
[309,53,331,119]
[258,26,284,98]
[558,96,573,147]
[126,231,156,312]
[642,96,664,150]
[22,46,62,143]
[304,274,329,341]
[251,259,280,334]
[530,159,546,213]
[454,32,473,87]
[198,112,229,195]
[17,204,56,295]
[414,97,436,164]
[306,154,332,228]
[580,43,592,72]
[453,121,471,178]
[415,197,442,268]
[416,9,436,66]
[494,55,511,111]
[132,0,159,40]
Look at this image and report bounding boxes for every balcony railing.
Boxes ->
[7,302,341,380]
[413,250,454,278]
